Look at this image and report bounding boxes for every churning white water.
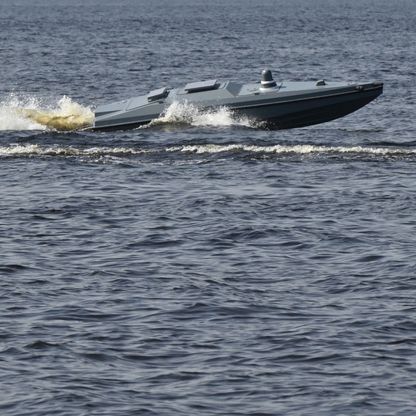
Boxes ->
[0,95,94,131]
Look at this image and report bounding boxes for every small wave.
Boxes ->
[148,101,253,128]
[166,144,416,156]
[0,144,148,157]
[0,95,94,131]
[2,143,416,159]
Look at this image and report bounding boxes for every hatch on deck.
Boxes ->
[184,79,219,93]
[147,87,169,102]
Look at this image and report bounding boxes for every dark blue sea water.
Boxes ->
[1,0,416,414]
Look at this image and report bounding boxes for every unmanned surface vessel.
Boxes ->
[93,69,383,131]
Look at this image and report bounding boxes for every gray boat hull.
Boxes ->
[237,83,383,129]
[92,72,383,131]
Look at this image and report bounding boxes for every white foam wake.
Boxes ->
[149,101,253,128]
[0,144,148,157]
[167,144,416,156]
[0,95,94,131]
[1,143,415,158]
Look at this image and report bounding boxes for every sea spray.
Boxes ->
[0,94,45,130]
[0,95,94,131]
[148,101,253,128]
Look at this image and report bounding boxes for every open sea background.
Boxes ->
[1,0,416,414]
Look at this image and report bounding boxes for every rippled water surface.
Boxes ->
[1,0,416,415]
